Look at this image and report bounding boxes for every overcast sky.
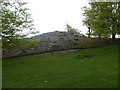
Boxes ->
[21,0,89,35]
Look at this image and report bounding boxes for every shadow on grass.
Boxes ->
[74,54,95,59]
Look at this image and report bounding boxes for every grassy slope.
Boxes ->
[3,46,118,88]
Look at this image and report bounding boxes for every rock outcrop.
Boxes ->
[26,31,75,52]
[3,31,77,58]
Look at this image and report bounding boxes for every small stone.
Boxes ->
[44,81,48,83]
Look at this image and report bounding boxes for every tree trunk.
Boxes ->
[112,33,116,39]
[98,34,101,39]
[98,36,101,39]
[88,27,91,38]
[112,33,116,45]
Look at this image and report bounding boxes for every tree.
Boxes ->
[0,0,39,50]
[82,2,120,39]
[82,9,92,38]
[65,24,80,35]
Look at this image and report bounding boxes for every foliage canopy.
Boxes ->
[1,0,39,49]
[82,2,120,38]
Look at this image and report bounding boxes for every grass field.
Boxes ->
[3,46,118,88]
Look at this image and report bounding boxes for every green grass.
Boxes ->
[3,46,118,88]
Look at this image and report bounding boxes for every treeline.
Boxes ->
[82,2,120,39]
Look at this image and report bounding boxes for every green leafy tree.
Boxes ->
[65,24,80,35]
[83,11,92,38]
[82,2,120,39]
[0,0,39,50]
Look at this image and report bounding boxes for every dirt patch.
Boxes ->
[74,54,94,59]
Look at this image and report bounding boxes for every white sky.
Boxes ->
[21,0,89,35]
